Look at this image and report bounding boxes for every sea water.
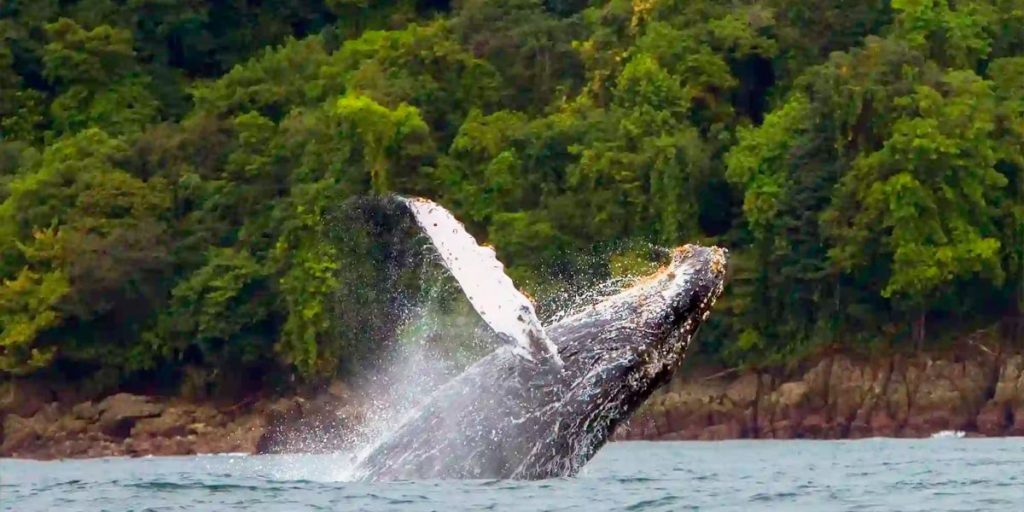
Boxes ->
[2,439,1022,511]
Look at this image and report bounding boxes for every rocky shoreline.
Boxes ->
[616,349,1024,441]
[3,347,1022,459]
[0,380,369,460]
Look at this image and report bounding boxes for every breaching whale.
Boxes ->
[346,196,727,480]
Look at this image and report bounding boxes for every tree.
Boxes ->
[825,70,1006,347]
[0,228,68,374]
[989,57,1024,338]
[334,93,432,193]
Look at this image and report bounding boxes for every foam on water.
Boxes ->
[930,430,967,439]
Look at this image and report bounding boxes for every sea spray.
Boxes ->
[336,241,660,480]
[266,197,716,481]
[352,244,729,479]
[332,263,496,480]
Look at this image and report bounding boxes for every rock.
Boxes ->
[131,407,192,438]
[650,406,670,436]
[0,380,55,418]
[801,358,834,409]
[900,358,990,436]
[771,420,796,439]
[725,374,760,407]
[636,415,657,440]
[72,401,99,421]
[1010,407,1024,436]
[993,355,1024,403]
[1,415,40,455]
[777,382,809,408]
[49,415,89,437]
[866,406,896,437]
[195,420,249,454]
[665,405,696,433]
[976,403,1010,436]
[96,394,165,438]
[615,350,1024,442]
[192,405,227,427]
[974,355,1024,437]
[801,414,828,437]
[828,357,866,427]
[255,397,304,454]
[699,421,742,440]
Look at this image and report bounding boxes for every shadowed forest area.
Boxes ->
[1,0,1022,398]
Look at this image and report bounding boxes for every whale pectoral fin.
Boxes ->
[400,195,563,369]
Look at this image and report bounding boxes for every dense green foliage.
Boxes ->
[1,0,1021,392]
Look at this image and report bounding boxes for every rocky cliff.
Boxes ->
[615,350,1024,441]
[3,348,1022,459]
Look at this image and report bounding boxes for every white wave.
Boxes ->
[930,430,966,439]
[401,197,562,368]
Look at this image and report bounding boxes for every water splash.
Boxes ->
[930,430,967,439]
[332,264,496,481]
[351,245,729,480]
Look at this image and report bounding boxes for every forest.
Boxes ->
[1,0,1021,396]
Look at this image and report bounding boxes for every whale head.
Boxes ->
[629,244,729,372]
[553,244,728,384]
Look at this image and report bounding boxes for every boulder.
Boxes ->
[777,381,809,408]
[725,373,760,408]
[49,415,89,437]
[192,405,227,427]
[0,380,55,418]
[72,401,99,421]
[131,407,193,438]
[96,394,165,438]
[1,414,40,455]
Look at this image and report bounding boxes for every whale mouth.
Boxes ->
[549,244,728,387]
[625,245,728,319]
[623,244,729,368]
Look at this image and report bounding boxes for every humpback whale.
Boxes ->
[346,197,727,480]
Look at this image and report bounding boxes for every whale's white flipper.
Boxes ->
[401,197,563,368]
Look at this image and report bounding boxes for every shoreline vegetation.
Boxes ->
[1,1,1022,456]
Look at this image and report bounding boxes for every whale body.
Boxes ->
[353,244,728,480]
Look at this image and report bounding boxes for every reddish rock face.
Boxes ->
[868,411,898,437]
[3,349,1022,460]
[618,349,1024,442]
[0,384,366,460]
[976,403,1010,436]
[1010,411,1024,436]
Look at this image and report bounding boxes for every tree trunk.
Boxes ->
[913,311,926,352]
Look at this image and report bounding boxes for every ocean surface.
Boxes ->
[2,439,1022,511]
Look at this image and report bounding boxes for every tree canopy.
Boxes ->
[1,0,1021,393]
